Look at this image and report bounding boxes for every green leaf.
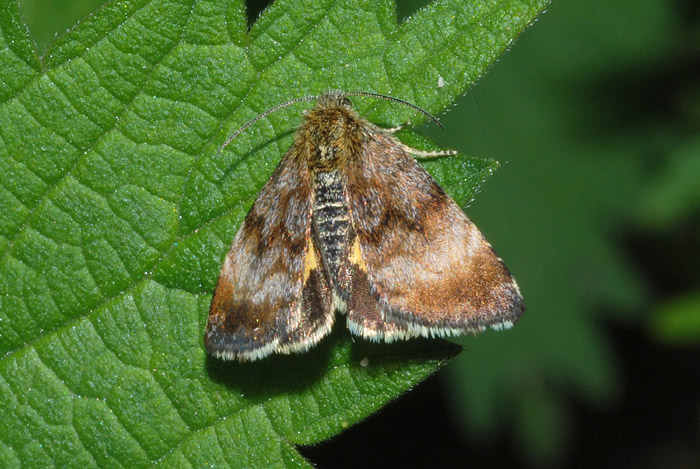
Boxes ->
[433,0,680,463]
[637,136,700,230]
[650,292,700,345]
[0,0,547,466]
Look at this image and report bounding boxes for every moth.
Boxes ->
[205,90,524,361]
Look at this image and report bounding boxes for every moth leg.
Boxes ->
[398,143,457,159]
[380,124,457,158]
[382,123,406,134]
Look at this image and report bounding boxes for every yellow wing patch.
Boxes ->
[303,237,319,282]
[348,237,367,271]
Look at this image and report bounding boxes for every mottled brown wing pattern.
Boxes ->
[207,91,524,361]
[345,129,524,341]
[204,145,334,361]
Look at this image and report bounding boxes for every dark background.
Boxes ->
[19,0,700,466]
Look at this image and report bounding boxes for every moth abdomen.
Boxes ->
[312,170,352,300]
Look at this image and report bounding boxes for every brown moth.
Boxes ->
[205,90,524,361]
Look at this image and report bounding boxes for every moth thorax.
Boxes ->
[308,142,339,171]
[306,106,361,168]
[307,132,353,172]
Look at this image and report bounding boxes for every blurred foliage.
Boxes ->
[650,292,700,344]
[17,0,700,465]
[637,129,700,347]
[410,0,698,464]
[639,136,700,230]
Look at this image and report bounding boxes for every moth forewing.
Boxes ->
[204,144,334,361]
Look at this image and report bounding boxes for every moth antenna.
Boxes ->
[343,91,445,130]
[216,94,319,156]
[216,91,444,156]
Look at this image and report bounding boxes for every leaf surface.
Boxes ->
[0,0,547,465]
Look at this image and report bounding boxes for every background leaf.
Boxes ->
[419,0,699,465]
[0,0,547,466]
[650,293,700,345]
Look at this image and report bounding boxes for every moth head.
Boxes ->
[316,90,354,110]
